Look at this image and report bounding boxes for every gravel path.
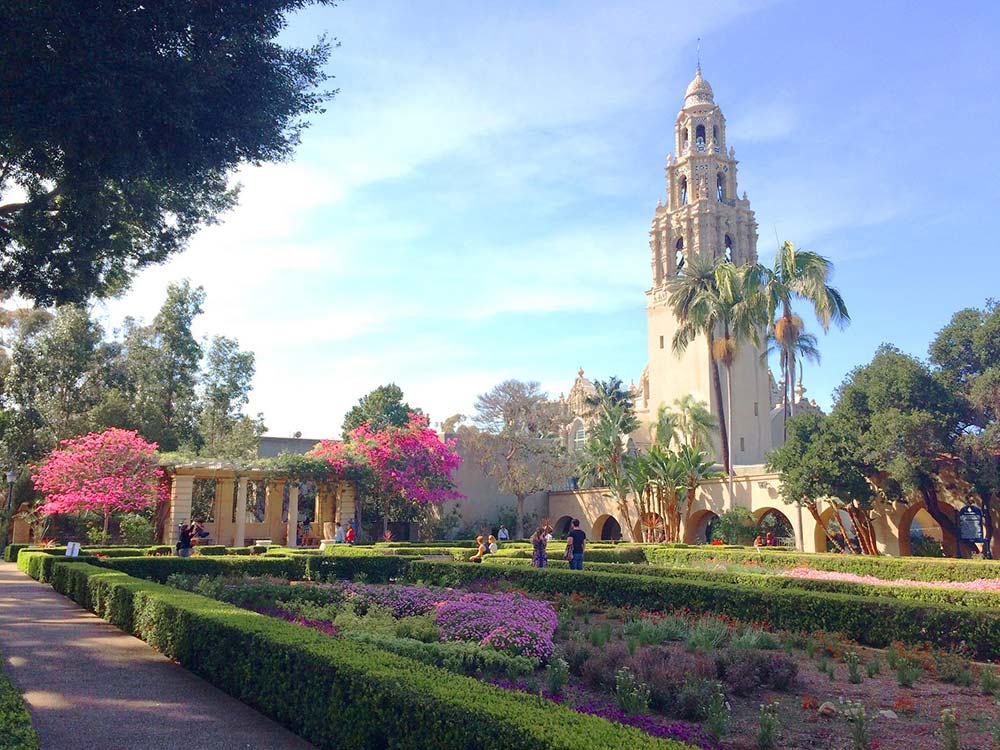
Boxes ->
[0,561,316,750]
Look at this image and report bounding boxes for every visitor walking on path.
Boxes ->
[567,518,586,570]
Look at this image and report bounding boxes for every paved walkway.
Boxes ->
[0,562,315,750]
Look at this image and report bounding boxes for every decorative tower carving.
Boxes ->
[639,68,774,465]
[649,66,759,286]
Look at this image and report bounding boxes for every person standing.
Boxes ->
[334,522,345,544]
[497,525,509,542]
[567,518,586,570]
[531,525,551,568]
[175,521,194,558]
[345,523,355,544]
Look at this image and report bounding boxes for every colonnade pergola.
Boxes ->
[162,461,358,547]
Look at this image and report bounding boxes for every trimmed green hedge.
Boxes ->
[0,646,40,750]
[98,555,306,582]
[304,554,410,583]
[16,551,90,583]
[411,560,1000,661]
[30,560,677,750]
[640,546,1000,583]
[482,557,1000,609]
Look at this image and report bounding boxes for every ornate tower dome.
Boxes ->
[684,66,715,108]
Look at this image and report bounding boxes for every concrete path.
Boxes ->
[0,562,316,750]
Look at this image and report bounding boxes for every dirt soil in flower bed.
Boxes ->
[723,650,997,750]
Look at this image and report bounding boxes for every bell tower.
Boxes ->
[638,67,774,465]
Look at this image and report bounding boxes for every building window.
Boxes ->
[695,124,706,151]
[679,175,688,206]
[725,234,733,262]
[740,437,745,452]
[659,335,664,349]
[754,401,759,416]
[573,425,587,451]
[717,173,725,202]
[675,238,685,273]
[246,480,266,523]
[713,124,718,141]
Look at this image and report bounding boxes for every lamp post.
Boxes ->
[1,469,16,555]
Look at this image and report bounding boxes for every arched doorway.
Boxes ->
[683,510,719,544]
[898,502,952,557]
[593,514,622,541]
[553,515,573,538]
[755,508,795,547]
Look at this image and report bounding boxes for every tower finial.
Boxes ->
[696,37,701,73]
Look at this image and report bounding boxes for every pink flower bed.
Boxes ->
[781,566,1000,592]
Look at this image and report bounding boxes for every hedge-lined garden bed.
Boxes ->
[25,558,680,750]
[410,560,1000,661]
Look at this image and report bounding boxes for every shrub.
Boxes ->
[395,615,439,643]
[545,656,570,695]
[99,555,305,582]
[119,513,155,546]
[613,667,650,715]
[193,545,228,556]
[0,647,40,750]
[27,560,673,750]
[714,649,798,696]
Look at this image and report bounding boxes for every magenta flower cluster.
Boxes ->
[339,583,558,661]
[434,591,558,661]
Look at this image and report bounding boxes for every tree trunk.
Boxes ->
[922,482,976,558]
[982,492,994,560]
[515,495,525,539]
[707,333,730,474]
[832,507,856,553]
[103,509,111,540]
[726,363,735,501]
[788,352,796,417]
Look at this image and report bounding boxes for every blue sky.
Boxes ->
[102,0,1000,438]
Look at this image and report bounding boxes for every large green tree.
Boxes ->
[120,281,206,451]
[929,301,1000,556]
[199,336,266,460]
[0,1,336,303]
[465,380,572,538]
[342,384,422,440]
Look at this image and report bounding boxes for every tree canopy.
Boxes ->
[0,1,336,303]
[341,383,422,440]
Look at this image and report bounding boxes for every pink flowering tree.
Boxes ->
[32,428,168,539]
[311,413,462,537]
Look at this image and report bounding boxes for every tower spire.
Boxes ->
[696,37,701,73]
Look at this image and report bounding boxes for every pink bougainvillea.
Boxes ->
[310,413,463,532]
[32,428,168,534]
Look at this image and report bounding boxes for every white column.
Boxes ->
[287,481,299,548]
[167,475,195,545]
[235,477,247,547]
[796,504,805,552]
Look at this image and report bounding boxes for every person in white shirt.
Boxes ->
[497,525,509,542]
[333,522,346,543]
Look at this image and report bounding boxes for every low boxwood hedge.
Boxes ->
[98,555,306,582]
[411,560,1000,661]
[29,560,678,750]
[0,646,40,750]
[640,546,1000,583]
[481,557,1000,609]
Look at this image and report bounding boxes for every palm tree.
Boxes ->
[649,403,678,449]
[646,444,686,541]
[676,444,723,533]
[667,254,731,474]
[577,402,639,540]
[670,257,762,493]
[756,241,850,426]
[670,394,717,452]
